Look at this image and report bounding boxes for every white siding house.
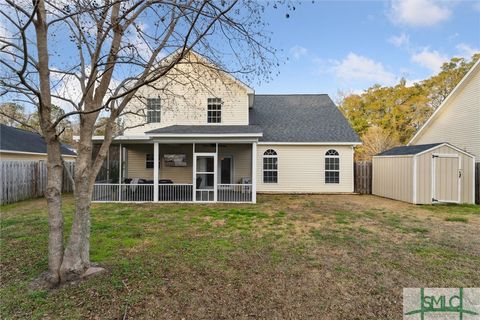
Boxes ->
[88,51,361,203]
[409,59,480,162]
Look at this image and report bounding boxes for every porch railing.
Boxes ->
[217,184,252,202]
[92,183,252,202]
[92,183,154,202]
[92,183,194,202]
[159,184,193,202]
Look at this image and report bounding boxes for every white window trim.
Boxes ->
[325,150,340,184]
[262,150,278,184]
[207,98,222,124]
[146,98,161,123]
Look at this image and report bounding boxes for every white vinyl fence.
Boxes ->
[0,161,75,205]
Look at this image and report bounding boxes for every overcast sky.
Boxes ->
[256,0,480,99]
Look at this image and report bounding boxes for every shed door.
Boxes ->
[432,154,460,203]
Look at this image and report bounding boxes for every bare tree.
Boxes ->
[0,0,278,286]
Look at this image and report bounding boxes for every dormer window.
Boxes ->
[146,98,161,123]
[207,98,222,123]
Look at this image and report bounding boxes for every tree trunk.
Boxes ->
[59,132,94,281]
[44,135,65,285]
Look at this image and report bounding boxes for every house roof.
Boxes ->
[408,59,480,145]
[0,124,76,156]
[145,125,263,136]
[377,143,443,156]
[249,94,361,143]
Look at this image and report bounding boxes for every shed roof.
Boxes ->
[377,143,443,156]
[0,124,76,156]
[249,94,361,143]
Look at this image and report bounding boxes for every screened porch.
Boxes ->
[92,142,257,203]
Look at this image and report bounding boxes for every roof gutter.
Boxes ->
[146,133,263,138]
[0,149,77,157]
[257,142,362,146]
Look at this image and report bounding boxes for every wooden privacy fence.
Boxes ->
[475,162,480,205]
[354,161,372,194]
[0,161,75,205]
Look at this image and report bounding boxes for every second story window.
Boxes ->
[207,98,222,123]
[146,98,161,123]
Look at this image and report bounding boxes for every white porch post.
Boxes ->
[118,143,122,201]
[251,141,257,203]
[214,143,218,202]
[192,143,196,202]
[153,142,159,202]
[106,147,110,181]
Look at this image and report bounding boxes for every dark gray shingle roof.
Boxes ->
[146,125,262,135]
[0,124,76,156]
[249,94,360,143]
[377,143,443,156]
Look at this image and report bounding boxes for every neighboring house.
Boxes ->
[91,52,361,203]
[409,59,480,162]
[0,124,76,161]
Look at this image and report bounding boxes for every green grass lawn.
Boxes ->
[1,194,479,319]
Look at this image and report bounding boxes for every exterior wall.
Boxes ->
[125,143,252,184]
[126,144,193,183]
[0,152,76,161]
[416,145,474,204]
[372,156,414,203]
[256,145,354,193]
[123,53,250,135]
[411,69,480,161]
[218,144,252,183]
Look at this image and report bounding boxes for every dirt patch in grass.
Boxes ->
[1,194,479,319]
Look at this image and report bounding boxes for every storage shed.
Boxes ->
[373,143,475,204]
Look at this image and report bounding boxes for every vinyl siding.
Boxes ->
[256,145,354,193]
[372,156,413,203]
[123,54,249,135]
[126,144,155,180]
[412,68,480,161]
[218,144,252,183]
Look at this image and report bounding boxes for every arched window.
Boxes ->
[325,149,339,184]
[263,149,278,183]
